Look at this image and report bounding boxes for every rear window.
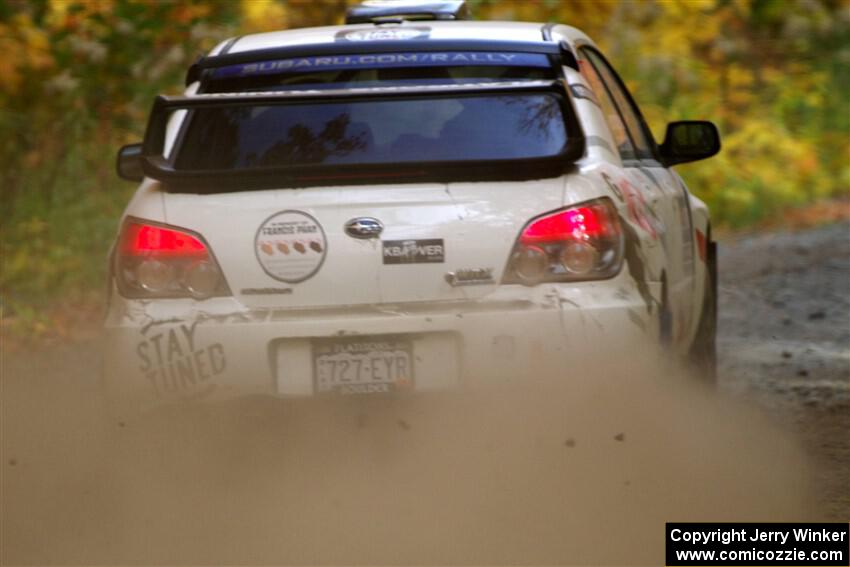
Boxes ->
[174,93,568,170]
[144,52,583,189]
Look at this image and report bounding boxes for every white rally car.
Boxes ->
[106,1,720,412]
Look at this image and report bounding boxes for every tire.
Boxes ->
[688,240,718,383]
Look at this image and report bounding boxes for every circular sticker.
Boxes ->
[335,27,430,42]
[255,211,327,283]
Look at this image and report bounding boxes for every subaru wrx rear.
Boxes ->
[104,1,720,414]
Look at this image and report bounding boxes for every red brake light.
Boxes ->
[123,223,208,257]
[115,219,230,299]
[504,198,624,286]
[520,203,617,245]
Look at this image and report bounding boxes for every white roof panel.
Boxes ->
[218,21,555,57]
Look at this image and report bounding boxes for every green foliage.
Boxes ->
[2,0,849,309]
[1,0,241,308]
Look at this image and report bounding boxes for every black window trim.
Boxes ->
[578,46,663,168]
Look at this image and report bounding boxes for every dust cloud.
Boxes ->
[2,341,814,565]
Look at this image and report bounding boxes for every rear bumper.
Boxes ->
[103,275,657,413]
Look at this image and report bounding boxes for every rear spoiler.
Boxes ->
[141,80,585,191]
[185,39,570,85]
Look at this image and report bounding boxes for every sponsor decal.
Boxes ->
[675,182,695,277]
[621,220,655,313]
[335,26,431,42]
[445,267,494,286]
[136,323,225,399]
[383,238,444,264]
[601,171,623,201]
[619,178,659,240]
[255,210,327,283]
[629,171,666,240]
[212,51,550,79]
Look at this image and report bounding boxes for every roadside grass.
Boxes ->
[2,155,135,346]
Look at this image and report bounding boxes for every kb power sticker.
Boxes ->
[383,239,444,264]
[255,211,327,283]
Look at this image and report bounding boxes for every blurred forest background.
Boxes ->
[1,0,849,329]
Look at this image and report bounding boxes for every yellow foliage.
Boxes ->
[45,0,115,31]
[727,65,754,89]
[241,0,289,32]
[0,33,23,92]
[652,0,720,55]
[174,3,212,24]
[0,14,54,94]
[682,118,834,224]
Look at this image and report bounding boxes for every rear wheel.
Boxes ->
[688,240,717,383]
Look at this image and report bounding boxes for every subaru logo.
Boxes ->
[344,217,383,239]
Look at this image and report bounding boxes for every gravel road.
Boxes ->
[2,221,848,564]
[717,220,850,521]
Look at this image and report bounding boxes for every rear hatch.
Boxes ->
[162,178,566,309]
[145,55,582,309]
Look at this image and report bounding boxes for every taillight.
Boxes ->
[114,218,230,299]
[503,198,624,286]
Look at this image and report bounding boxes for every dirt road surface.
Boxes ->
[2,221,848,564]
[717,221,850,521]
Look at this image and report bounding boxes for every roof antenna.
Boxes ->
[345,1,471,25]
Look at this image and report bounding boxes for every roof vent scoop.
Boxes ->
[345,1,471,24]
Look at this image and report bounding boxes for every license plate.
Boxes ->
[313,337,414,395]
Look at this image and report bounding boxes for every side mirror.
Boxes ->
[116,143,144,181]
[660,121,720,166]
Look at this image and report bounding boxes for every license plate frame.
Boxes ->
[312,335,415,395]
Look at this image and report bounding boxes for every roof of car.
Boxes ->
[208,20,593,58]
